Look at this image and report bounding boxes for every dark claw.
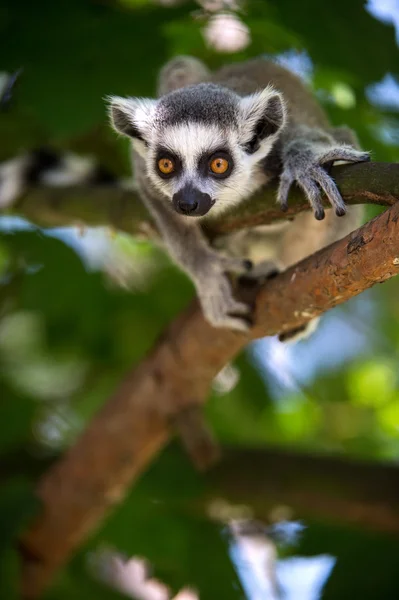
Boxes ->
[335,206,346,217]
[314,207,325,221]
[239,268,279,289]
[243,259,253,271]
[278,324,308,342]
[280,202,288,212]
[266,269,280,280]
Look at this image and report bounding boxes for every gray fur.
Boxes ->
[108,56,370,334]
[157,56,211,96]
[157,84,239,128]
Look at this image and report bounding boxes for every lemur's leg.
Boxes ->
[275,125,368,343]
[157,56,211,96]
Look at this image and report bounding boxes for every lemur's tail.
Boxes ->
[0,147,119,209]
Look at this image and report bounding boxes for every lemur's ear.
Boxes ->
[107,96,157,148]
[239,87,286,155]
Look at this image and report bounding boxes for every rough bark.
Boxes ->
[19,200,399,599]
[8,162,399,238]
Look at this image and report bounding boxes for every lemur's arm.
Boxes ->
[135,167,253,331]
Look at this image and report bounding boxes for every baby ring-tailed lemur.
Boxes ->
[108,56,369,334]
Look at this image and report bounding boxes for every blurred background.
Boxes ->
[1,0,399,598]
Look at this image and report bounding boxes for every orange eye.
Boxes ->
[158,157,175,175]
[210,156,229,175]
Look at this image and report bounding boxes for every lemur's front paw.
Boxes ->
[197,255,253,332]
[277,146,370,220]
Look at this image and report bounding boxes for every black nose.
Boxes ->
[173,185,213,217]
[179,198,198,214]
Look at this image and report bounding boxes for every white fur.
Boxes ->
[108,96,158,158]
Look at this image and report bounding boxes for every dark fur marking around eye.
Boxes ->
[155,147,182,179]
[198,149,234,179]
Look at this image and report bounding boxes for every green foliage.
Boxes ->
[1,0,399,597]
[0,479,39,599]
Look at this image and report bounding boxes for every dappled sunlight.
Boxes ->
[366,0,399,44]
[0,310,87,402]
[203,13,250,52]
[272,50,314,83]
[91,550,198,599]
[227,516,335,600]
[366,73,399,111]
[252,297,375,393]
[370,115,399,146]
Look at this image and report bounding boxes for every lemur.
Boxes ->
[108,56,369,334]
[0,56,369,337]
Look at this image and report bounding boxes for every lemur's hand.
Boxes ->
[195,252,253,332]
[277,143,370,220]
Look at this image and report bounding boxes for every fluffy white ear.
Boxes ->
[107,96,158,144]
[239,87,286,154]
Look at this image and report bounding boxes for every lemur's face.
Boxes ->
[109,84,285,218]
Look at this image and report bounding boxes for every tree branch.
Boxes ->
[7,162,399,237]
[19,200,399,599]
[206,448,399,534]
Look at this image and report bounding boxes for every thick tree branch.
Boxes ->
[7,162,399,237]
[19,201,399,599]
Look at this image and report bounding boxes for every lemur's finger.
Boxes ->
[227,299,252,317]
[203,298,251,332]
[223,316,252,332]
[318,147,370,165]
[277,175,293,211]
[297,176,325,220]
[203,307,250,332]
[311,167,347,217]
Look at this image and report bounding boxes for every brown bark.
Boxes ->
[19,201,399,598]
[206,449,399,534]
[9,162,399,237]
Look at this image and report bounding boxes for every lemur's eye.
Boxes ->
[210,156,229,175]
[158,157,175,175]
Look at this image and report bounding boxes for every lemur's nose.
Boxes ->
[179,198,198,214]
[173,185,213,217]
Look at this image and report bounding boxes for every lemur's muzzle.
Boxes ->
[172,184,214,217]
